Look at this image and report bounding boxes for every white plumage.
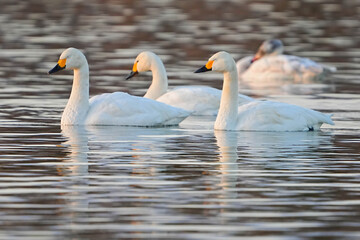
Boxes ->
[86,92,189,126]
[49,48,189,126]
[234,100,333,131]
[126,51,252,115]
[195,51,334,131]
[236,39,336,85]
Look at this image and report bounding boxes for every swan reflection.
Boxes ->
[215,130,240,199]
[214,130,333,201]
[60,125,91,234]
[61,125,90,176]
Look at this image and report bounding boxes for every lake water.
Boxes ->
[0,0,359,239]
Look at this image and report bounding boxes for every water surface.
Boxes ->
[0,0,359,239]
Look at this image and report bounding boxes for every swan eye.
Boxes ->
[205,60,214,70]
[58,58,66,68]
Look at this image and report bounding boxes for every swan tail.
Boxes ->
[325,113,335,125]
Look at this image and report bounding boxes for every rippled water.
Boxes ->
[0,0,360,239]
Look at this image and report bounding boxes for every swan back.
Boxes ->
[236,55,253,77]
[235,100,334,131]
[86,92,189,126]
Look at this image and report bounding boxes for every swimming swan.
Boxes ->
[48,48,189,126]
[236,39,336,84]
[126,51,253,115]
[195,51,334,131]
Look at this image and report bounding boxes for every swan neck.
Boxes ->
[62,64,90,125]
[144,56,168,99]
[70,65,90,103]
[215,70,239,130]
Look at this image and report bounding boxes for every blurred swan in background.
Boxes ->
[195,51,334,131]
[236,39,336,86]
[126,51,253,116]
[49,48,189,126]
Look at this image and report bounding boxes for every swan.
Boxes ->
[195,51,334,131]
[48,48,189,126]
[236,39,336,84]
[125,51,253,115]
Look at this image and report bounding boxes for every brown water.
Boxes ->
[0,0,360,239]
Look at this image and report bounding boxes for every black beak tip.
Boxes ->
[194,65,211,73]
[48,64,65,74]
[125,71,138,80]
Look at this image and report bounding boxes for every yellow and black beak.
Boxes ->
[125,71,138,80]
[125,61,139,80]
[194,60,214,73]
[49,59,66,74]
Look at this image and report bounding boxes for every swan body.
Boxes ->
[157,85,252,116]
[126,51,252,115]
[236,39,336,84]
[195,51,334,131]
[49,48,189,126]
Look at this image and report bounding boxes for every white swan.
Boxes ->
[195,51,334,131]
[126,51,253,115]
[48,48,189,126]
[236,39,336,85]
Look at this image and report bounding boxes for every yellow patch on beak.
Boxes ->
[58,59,66,68]
[205,60,214,70]
[132,62,138,72]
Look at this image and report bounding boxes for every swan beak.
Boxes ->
[49,58,66,74]
[251,51,263,63]
[48,64,65,74]
[194,65,210,73]
[250,56,259,63]
[125,71,138,80]
[126,61,139,80]
[194,60,214,73]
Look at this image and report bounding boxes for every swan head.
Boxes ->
[194,51,236,73]
[126,51,158,80]
[49,48,87,74]
[251,39,284,63]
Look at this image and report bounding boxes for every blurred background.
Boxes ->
[0,0,359,103]
[0,1,360,239]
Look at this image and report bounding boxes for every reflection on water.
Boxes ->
[0,122,359,239]
[61,126,91,237]
[215,130,239,201]
[61,126,89,176]
[0,0,360,239]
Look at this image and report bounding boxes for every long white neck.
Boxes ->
[61,64,90,125]
[143,55,168,99]
[214,70,239,130]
